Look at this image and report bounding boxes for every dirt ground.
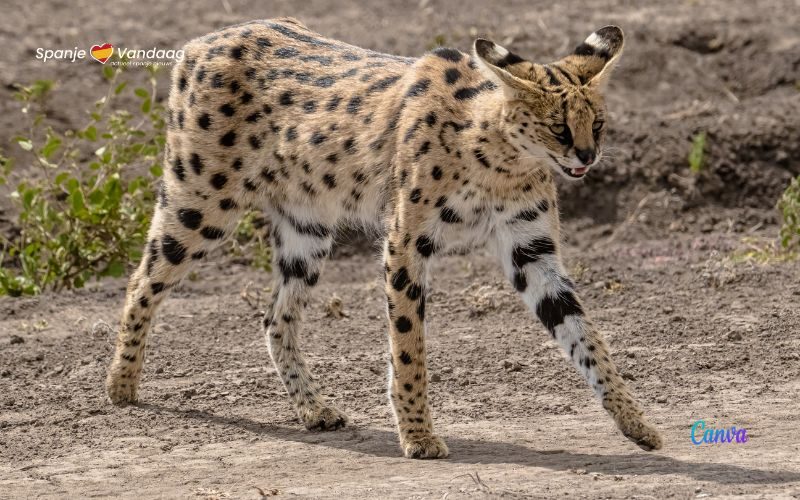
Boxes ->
[1,0,800,498]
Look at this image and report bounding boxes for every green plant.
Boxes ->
[688,131,706,174]
[0,65,165,296]
[1,68,273,297]
[778,175,800,250]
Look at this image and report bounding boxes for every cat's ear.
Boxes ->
[473,39,539,98]
[562,26,624,88]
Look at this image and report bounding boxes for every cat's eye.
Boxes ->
[549,124,566,135]
[592,120,604,132]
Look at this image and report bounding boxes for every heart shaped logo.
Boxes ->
[90,43,113,64]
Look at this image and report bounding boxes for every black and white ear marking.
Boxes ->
[475,39,525,69]
[574,26,624,61]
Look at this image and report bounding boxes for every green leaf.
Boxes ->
[103,65,115,80]
[149,164,163,177]
[41,134,62,159]
[141,99,151,113]
[84,125,97,141]
[134,87,149,99]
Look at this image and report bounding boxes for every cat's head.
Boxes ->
[474,26,624,180]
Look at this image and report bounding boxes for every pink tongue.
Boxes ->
[572,167,587,175]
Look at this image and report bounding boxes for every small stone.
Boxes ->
[1,369,11,377]
[430,373,442,382]
[656,396,668,403]
[441,366,453,374]
[727,330,743,341]
[622,372,637,381]
[155,366,164,374]
[626,351,636,359]
[182,388,197,399]
[10,335,24,345]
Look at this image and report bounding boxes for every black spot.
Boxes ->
[399,351,413,364]
[314,76,336,87]
[240,92,253,104]
[513,208,540,222]
[322,173,336,189]
[403,383,413,392]
[536,291,584,334]
[220,131,236,147]
[219,103,236,117]
[230,45,245,59]
[229,80,240,94]
[210,172,228,189]
[285,126,297,141]
[406,284,422,300]
[310,131,327,145]
[151,282,165,295]
[200,226,225,240]
[424,112,437,126]
[537,199,549,212]
[454,80,497,100]
[343,137,357,154]
[197,113,211,130]
[139,296,149,308]
[326,153,338,164]
[177,208,203,230]
[395,316,413,333]
[232,158,243,170]
[417,296,426,320]
[409,188,422,203]
[415,141,431,159]
[189,153,203,175]
[391,267,410,291]
[473,148,491,169]
[196,67,206,83]
[245,111,262,123]
[435,196,447,208]
[261,169,276,183]
[346,96,363,114]
[249,135,262,149]
[440,207,463,224]
[432,47,463,62]
[274,47,299,58]
[367,75,401,94]
[243,179,257,191]
[303,100,317,113]
[326,95,342,111]
[415,235,435,257]
[432,166,443,180]
[211,73,224,88]
[406,78,431,97]
[278,257,310,283]
[161,235,187,265]
[444,68,461,85]
[512,237,556,269]
[172,156,185,181]
[219,198,237,210]
[279,91,294,105]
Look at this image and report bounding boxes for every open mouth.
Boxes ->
[548,154,589,179]
[561,166,588,178]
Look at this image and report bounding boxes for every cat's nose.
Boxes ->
[575,148,596,166]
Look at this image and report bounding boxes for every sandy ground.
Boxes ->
[1,0,800,498]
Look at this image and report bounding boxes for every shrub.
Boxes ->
[0,65,269,297]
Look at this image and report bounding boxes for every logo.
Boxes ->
[90,43,114,64]
[691,420,749,445]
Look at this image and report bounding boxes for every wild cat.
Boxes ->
[106,17,663,458]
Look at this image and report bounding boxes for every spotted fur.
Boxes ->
[106,18,663,458]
